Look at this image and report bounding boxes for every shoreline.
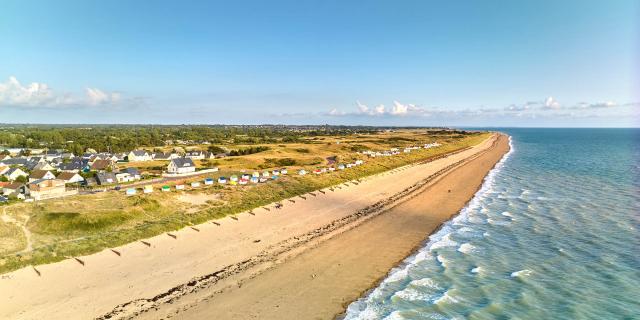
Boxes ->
[139,134,510,320]
[340,135,514,318]
[0,133,507,320]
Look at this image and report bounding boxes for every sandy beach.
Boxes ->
[0,133,508,320]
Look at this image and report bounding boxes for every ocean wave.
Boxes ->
[510,269,533,278]
[457,243,476,254]
[410,277,442,290]
[393,287,433,302]
[434,289,461,305]
[430,233,458,250]
[501,211,514,218]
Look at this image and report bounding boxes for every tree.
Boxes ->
[15,175,27,183]
[0,176,8,182]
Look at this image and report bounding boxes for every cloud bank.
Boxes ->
[0,76,137,109]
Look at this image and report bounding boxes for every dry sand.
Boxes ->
[0,134,508,320]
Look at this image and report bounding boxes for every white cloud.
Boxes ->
[356,100,369,114]
[328,107,345,116]
[391,101,409,115]
[544,96,560,109]
[374,104,386,115]
[0,76,131,109]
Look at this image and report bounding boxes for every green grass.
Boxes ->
[0,132,490,274]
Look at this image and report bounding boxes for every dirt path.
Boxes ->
[1,208,33,253]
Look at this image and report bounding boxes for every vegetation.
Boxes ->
[0,128,489,274]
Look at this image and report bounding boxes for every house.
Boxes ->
[57,172,84,184]
[167,158,196,174]
[2,182,28,197]
[152,152,178,161]
[185,151,205,160]
[91,159,115,172]
[4,168,28,181]
[124,167,141,180]
[58,161,85,173]
[95,172,118,185]
[0,165,9,175]
[28,179,66,201]
[33,162,56,171]
[127,150,152,162]
[28,170,56,182]
[115,172,134,183]
[0,154,11,161]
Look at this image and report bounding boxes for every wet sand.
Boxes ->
[0,134,507,320]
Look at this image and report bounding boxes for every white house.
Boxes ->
[28,170,56,182]
[127,150,152,162]
[57,172,84,184]
[167,158,196,174]
[4,168,28,181]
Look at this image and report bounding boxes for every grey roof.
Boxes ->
[95,172,118,185]
[170,158,195,168]
[124,167,140,175]
[1,158,28,166]
[131,150,148,156]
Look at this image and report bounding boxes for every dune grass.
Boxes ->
[0,131,490,274]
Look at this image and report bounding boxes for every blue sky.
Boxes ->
[0,0,638,126]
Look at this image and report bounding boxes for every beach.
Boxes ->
[0,133,508,320]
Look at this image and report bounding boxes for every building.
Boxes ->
[33,162,56,171]
[91,159,115,172]
[167,158,196,174]
[95,172,118,185]
[151,152,179,161]
[29,179,67,200]
[57,172,85,184]
[28,170,56,182]
[4,168,28,181]
[2,182,28,198]
[127,150,152,162]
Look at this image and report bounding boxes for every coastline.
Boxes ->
[0,133,507,320]
[140,134,511,320]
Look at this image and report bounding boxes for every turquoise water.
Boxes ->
[344,128,640,320]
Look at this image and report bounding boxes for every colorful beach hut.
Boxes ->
[161,185,171,192]
[175,184,185,190]
[143,185,153,194]
[218,177,227,184]
[204,178,214,185]
[126,188,137,196]
[191,181,201,188]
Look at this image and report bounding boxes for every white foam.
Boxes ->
[385,267,409,283]
[471,266,482,273]
[434,290,460,305]
[436,254,449,268]
[501,211,514,217]
[510,269,533,278]
[410,277,442,290]
[382,311,406,320]
[430,233,458,250]
[458,243,476,254]
[393,287,431,302]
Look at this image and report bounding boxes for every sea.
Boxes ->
[343,128,639,320]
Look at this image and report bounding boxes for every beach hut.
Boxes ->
[272,170,280,176]
[321,168,327,173]
[280,168,288,175]
[143,185,153,194]
[175,184,185,190]
[204,178,214,185]
[230,179,237,185]
[259,177,268,183]
[298,169,307,176]
[218,177,227,184]
[250,177,259,183]
[161,185,171,192]
[355,160,364,165]
[271,175,278,180]
[230,175,239,182]
[241,174,251,180]
[346,163,353,168]
[338,164,345,170]
[329,167,336,172]
[313,169,322,175]
[239,178,248,185]
[126,188,137,196]
[252,171,260,178]
[191,181,201,188]
[262,171,270,178]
